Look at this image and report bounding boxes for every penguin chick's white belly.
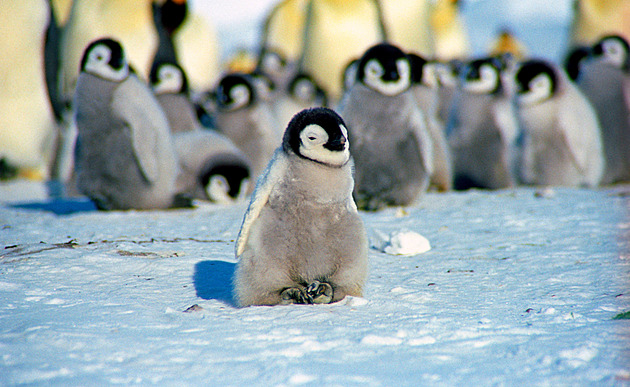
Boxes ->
[236,155,368,305]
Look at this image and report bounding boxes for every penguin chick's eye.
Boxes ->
[518,73,552,106]
[300,125,329,147]
[298,124,349,166]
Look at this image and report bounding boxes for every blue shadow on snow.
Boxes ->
[193,260,236,306]
[10,198,97,215]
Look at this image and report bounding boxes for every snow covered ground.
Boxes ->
[1,182,629,385]
[1,1,629,385]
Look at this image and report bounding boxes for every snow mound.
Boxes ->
[376,230,432,256]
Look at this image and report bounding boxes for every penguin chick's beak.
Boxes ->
[324,136,347,151]
[383,70,400,82]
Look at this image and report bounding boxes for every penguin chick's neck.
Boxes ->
[276,150,355,206]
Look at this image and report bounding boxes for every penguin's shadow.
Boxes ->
[10,198,97,215]
[193,260,236,306]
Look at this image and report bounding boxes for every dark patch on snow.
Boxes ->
[193,260,236,306]
[10,198,97,215]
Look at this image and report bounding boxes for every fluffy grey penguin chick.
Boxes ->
[577,35,630,184]
[338,43,434,211]
[213,73,281,188]
[73,38,182,210]
[234,107,368,307]
[515,59,604,187]
[151,61,251,203]
[447,57,520,190]
[408,53,453,191]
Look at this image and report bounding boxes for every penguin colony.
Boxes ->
[1,1,629,306]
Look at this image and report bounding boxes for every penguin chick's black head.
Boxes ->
[515,59,558,104]
[283,107,349,167]
[564,46,590,81]
[407,53,428,84]
[150,60,189,95]
[463,57,503,94]
[215,73,255,111]
[200,154,250,199]
[288,73,327,105]
[592,35,630,72]
[357,43,409,82]
[80,38,126,74]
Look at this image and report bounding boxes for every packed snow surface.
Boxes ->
[1,182,629,385]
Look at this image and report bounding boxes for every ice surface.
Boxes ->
[1,182,629,385]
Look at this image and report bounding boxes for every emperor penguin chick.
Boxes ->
[73,38,181,210]
[447,57,520,190]
[515,59,604,187]
[213,73,281,186]
[234,107,368,307]
[408,53,453,191]
[577,35,630,184]
[151,61,251,203]
[338,43,434,211]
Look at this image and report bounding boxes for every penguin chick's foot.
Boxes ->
[280,281,334,304]
[306,281,333,304]
[280,287,310,304]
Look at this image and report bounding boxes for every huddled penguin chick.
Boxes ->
[408,53,453,191]
[151,61,251,203]
[577,35,630,184]
[339,43,434,211]
[434,59,463,125]
[234,107,368,307]
[60,0,158,101]
[515,59,604,187]
[73,38,183,210]
[273,72,327,130]
[447,57,520,190]
[213,73,281,186]
[564,46,591,82]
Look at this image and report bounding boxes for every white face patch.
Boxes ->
[518,73,553,106]
[299,124,350,166]
[436,63,458,88]
[206,175,234,204]
[153,64,183,95]
[84,44,129,82]
[293,78,315,102]
[364,58,411,96]
[463,64,499,94]
[601,39,627,69]
[229,84,251,110]
[422,63,439,89]
[261,52,284,75]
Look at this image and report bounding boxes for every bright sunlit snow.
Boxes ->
[1,1,629,385]
[1,183,629,385]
